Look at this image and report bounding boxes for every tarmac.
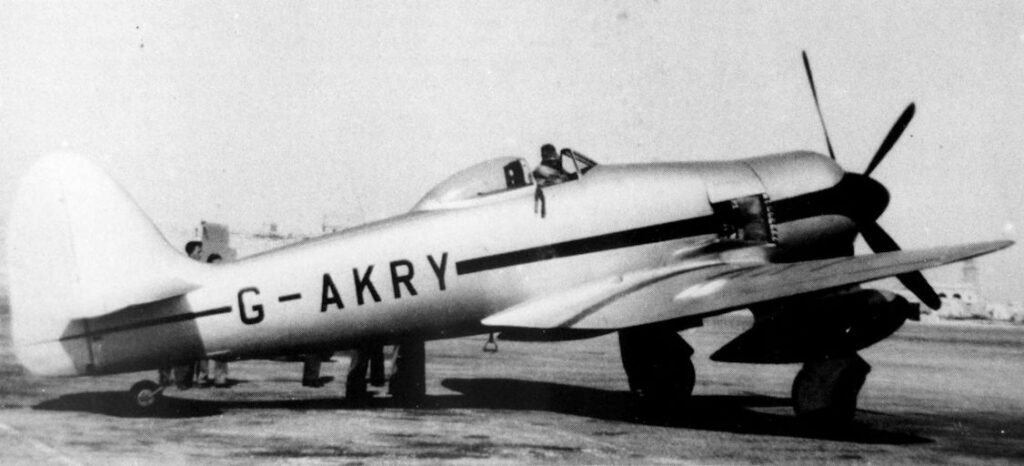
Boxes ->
[1,296,1023,465]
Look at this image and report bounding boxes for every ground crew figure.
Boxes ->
[302,353,329,387]
[389,339,426,404]
[195,254,230,388]
[532,144,570,187]
[185,240,203,260]
[159,241,203,388]
[344,344,388,402]
[345,345,372,400]
[158,367,172,387]
[368,344,386,387]
[211,358,229,388]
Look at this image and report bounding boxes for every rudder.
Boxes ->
[7,153,202,375]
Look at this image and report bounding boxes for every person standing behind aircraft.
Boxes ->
[197,254,230,388]
[532,144,569,187]
[185,240,203,261]
[159,241,204,388]
[302,353,331,387]
[344,344,387,402]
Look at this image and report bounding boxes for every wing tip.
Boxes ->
[991,239,1015,251]
[963,239,1014,258]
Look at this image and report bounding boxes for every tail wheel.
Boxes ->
[129,380,163,411]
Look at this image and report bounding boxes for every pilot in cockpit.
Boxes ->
[533,143,570,187]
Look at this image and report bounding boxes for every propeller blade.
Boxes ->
[860,221,899,253]
[896,269,942,311]
[802,51,837,161]
[864,103,915,177]
[861,222,942,310]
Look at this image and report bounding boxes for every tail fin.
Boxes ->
[7,153,201,375]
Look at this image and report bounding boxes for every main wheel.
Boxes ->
[128,380,163,412]
[619,327,696,409]
[792,354,870,427]
[641,356,696,407]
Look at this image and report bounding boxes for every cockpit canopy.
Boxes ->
[412,150,598,211]
[413,157,534,211]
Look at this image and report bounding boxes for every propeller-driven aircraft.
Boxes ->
[6,53,1012,425]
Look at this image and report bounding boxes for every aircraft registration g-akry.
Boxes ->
[6,53,1013,425]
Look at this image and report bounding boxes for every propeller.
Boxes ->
[860,222,941,309]
[802,51,836,160]
[864,103,915,177]
[802,51,941,310]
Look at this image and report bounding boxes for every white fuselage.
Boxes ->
[49,151,848,375]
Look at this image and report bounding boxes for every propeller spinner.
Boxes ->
[801,51,941,309]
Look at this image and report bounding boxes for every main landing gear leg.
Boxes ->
[618,327,696,411]
[389,339,426,406]
[792,353,870,427]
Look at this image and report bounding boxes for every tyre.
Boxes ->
[128,380,163,412]
[792,355,870,427]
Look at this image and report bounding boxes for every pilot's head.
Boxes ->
[540,144,558,164]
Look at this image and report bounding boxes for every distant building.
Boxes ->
[989,302,1024,323]
[885,259,1024,324]
[254,222,288,240]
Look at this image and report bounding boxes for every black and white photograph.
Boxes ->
[1,2,1023,464]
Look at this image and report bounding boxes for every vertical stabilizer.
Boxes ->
[7,153,202,375]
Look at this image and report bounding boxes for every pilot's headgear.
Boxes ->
[541,144,558,161]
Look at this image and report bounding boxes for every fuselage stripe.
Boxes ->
[58,306,233,341]
[455,216,720,275]
[453,175,858,277]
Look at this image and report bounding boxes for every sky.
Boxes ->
[1,1,1023,302]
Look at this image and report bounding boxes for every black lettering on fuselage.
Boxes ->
[238,287,264,325]
[353,265,381,305]
[320,273,345,312]
[390,260,417,299]
[428,252,448,291]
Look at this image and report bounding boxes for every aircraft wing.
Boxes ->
[482,240,1012,331]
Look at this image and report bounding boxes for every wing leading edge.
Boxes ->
[481,240,1012,331]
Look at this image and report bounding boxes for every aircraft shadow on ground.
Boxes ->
[33,377,929,445]
[438,378,929,445]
